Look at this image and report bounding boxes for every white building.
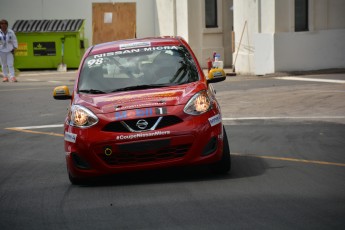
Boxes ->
[0,0,233,70]
[233,0,345,75]
[1,0,344,74]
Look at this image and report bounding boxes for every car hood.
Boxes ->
[75,82,206,114]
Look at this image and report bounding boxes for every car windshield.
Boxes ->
[78,46,199,94]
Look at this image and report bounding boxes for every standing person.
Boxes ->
[0,19,18,82]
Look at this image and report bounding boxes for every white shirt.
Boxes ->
[0,29,18,53]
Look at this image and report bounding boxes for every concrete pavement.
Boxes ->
[4,67,344,82]
[4,67,343,87]
[3,69,345,127]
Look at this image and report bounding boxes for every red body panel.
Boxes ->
[65,109,223,178]
[63,37,225,180]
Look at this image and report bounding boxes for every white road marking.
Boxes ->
[6,125,344,167]
[19,71,77,77]
[275,77,345,84]
[26,79,40,81]
[12,124,64,130]
[9,116,345,130]
[222,116,345,121]
[232,153,345,167]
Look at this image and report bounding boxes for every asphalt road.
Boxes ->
[0,71,344,230]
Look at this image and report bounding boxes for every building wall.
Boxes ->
[274,29,345,71]
[0,0,155,46]
[176,0,189,41]
[155,0,233,68]
[154,0,175,36]
[235,0,345,75]
[222,0,234,67]
[184,0,203,66]
[0,0,233,69]
[154,0,189,40]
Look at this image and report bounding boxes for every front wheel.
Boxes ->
[209,126,231,174]
[68,170,88,185]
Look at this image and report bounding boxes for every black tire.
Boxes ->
[68,171,85,185]
[210,126,231,174]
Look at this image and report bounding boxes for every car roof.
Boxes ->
[89,36,183,55]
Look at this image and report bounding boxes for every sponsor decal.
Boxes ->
[119,42,151,50]
[33,42,56,56]
[16,43,28,56]
[65,132,77,143]
[55,89,66,95]
[136,108,153,117]
[208,114,222,127]
[116,131,171,140]
[142,46,179,51]
[115,107,167,120]
[213,71,223,77]
[92,46,179,59]
[115,111,127,120]
[114,102,169,111]
[155,107,167,115]
[102,91,180,103]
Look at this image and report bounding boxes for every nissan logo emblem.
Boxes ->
[136,119,149,129]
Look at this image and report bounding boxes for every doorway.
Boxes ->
[92,3,136,45]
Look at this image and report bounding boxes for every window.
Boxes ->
[205,0,218,28]
[295,0,308,31]
[78,46,199,92]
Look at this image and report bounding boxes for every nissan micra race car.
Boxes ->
[53,36,231,184]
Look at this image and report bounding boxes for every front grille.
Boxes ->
[103,115,183,132]
[98,144,191,165]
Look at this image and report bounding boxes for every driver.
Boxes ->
[147,51,181,84]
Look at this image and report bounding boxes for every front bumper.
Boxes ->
[64,109,224,178]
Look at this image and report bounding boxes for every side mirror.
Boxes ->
[53,86,72,100]
[207,68,226,83]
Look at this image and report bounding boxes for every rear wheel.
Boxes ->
[210,126,231,174]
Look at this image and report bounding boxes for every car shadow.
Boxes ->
[75,154,267,187]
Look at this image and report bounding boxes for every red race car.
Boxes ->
[53,36,231,184]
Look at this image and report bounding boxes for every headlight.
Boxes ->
[69,105,98,128]
[184,90,212,115]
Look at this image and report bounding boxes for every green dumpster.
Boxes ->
[13,19,88,69]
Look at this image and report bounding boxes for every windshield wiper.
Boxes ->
[78,89,107,94]
[110,84,166,92]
